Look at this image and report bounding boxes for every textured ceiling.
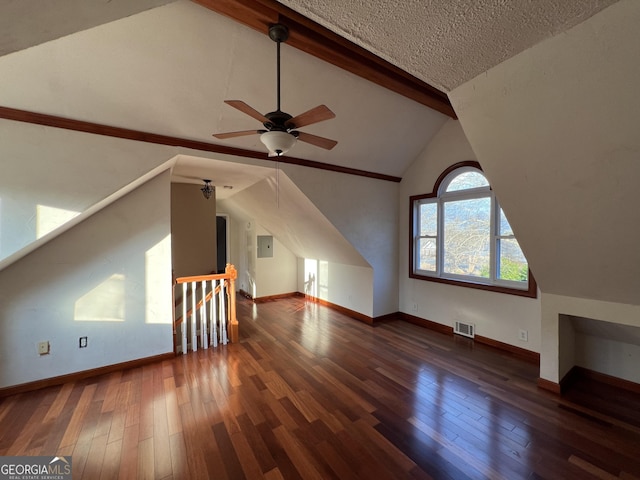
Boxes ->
[278,0,619,91]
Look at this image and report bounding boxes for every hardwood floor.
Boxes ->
[1,296,639,479]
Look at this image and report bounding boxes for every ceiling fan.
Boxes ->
[213,23,337,157]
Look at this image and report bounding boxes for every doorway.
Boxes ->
[216,214,229,273]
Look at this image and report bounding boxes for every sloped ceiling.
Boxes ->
[0,0,174,57]
[571,316,640,347]
[0,0,446,178]
[219,173,370,267]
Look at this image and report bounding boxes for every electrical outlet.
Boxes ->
[38,341,50,355]
[518,329,528,342]
[79,336,88,348]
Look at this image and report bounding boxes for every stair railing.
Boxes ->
[173,264,238,354]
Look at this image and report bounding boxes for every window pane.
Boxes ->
[445,171,489,192]
[418,238,437,271]
[497,238,528,282]
[499,208,514,236]
[443,197,491,278]
[419,202,437,236]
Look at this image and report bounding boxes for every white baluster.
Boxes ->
[220,281,228,345]
[191,281,197,352]
[210,280,218,347]
[201,280,208,349]
[181,282,187,355]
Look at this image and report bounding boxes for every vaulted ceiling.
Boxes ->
[0,0,446,180]
[0,0,617,181]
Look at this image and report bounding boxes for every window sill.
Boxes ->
[409,271,538,298]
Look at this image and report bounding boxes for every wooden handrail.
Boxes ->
[175,272,232,284]
[175,263,238,285]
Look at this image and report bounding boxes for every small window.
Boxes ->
[410,162,536,297]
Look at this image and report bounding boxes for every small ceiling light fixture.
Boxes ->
[201,179,214,200]
[260,130,297,157]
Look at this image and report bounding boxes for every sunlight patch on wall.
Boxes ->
[250,276,257,299]
[75,274,125,322]
[145,234,171,324]
[304,258,318,298]
[319,260,329,300]
[37,204,80,238]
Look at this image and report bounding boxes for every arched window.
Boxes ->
[410,161,536,297]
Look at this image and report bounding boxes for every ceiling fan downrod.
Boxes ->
[269,23,289,114]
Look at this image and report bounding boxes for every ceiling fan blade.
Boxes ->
[224,100,270,124]
[213,130,262,139]
[286,105,335,129]
[296,131,338,150]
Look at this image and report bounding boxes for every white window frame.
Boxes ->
[410,163,536,297]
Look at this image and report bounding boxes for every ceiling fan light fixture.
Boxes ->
[260,131,296,157]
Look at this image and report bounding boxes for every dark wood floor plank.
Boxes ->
[256,420,303,480]
[272,424,325,480]
[235,412,277,473]
[2,296,640,479]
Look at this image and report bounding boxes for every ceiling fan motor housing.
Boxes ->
[264,110,294,131]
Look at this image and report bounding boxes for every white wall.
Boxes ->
[218,172,377,316]
[399,119,542,352]
[297,258,374,317]
[575,335,640,385]
[0,171,173,388]
[284,164,397,317]
[221,196,375,315]
[255,225,298,298]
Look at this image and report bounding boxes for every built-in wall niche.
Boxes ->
[560,314,640,385]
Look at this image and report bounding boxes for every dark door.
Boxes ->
[216,216,227,273]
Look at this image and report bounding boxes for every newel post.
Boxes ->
[226,264,239,343]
